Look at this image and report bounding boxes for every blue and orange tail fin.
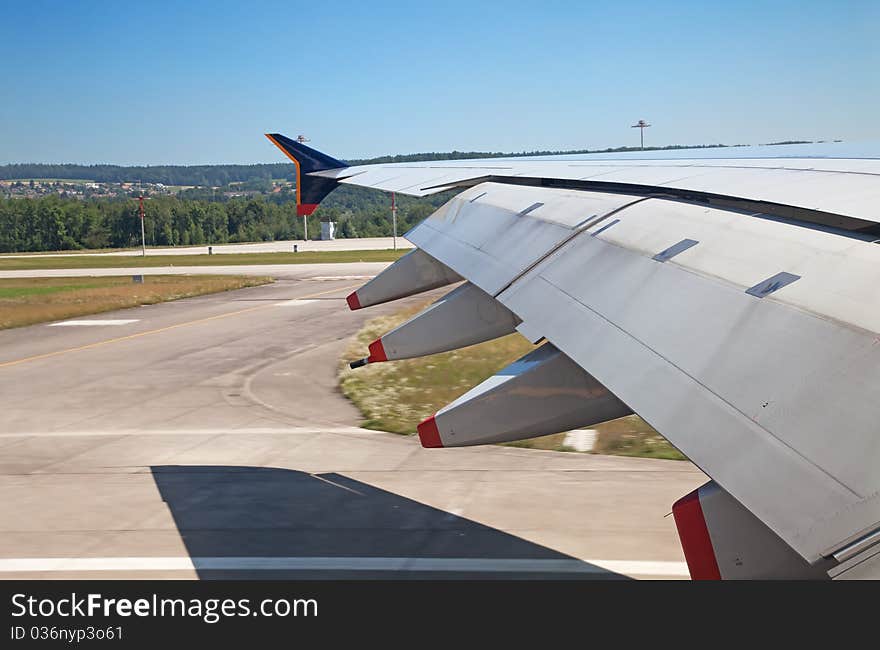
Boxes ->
[264,133,348,216]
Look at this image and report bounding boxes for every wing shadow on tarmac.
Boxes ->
[151,465,628,580]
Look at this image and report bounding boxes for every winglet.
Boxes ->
[264,133,349,216]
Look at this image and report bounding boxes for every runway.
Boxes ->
[0,266,705,579]
[0,261,389,280]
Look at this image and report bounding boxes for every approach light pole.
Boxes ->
[631,119,651,150]
[135,195,147,256]
[391,192,398,250]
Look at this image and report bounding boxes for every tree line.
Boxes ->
[0,142,774,186]
[0,163,295,187]
[0,186,452,252]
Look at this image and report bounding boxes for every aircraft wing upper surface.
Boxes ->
[314,151,880,231]
[267,134,880,578]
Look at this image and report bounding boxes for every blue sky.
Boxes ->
[1,0,877,164]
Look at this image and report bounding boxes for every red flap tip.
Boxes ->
[367,339,388,363]
[417,415,443,448]
[672,488,722,580]
[346,292,362,311]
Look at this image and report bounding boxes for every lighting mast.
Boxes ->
[135,194,147,256]
[631,120,651,150]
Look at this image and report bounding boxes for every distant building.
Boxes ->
[321,221,336,240]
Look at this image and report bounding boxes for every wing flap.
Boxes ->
[402,183,880,561]
[497,249,864,561]
[406,184,643,295]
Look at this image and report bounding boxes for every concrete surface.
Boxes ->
[0,265,705,579]
[0,262,389,280]
[0,237,413,259]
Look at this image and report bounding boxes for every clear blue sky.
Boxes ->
[1,0,877,164]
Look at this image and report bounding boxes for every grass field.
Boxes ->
[0,249,408,271]
[340,303,536,434]
[340,300,686,459]
[0,275,273,329]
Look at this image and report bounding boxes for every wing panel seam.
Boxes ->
[491,196,653,298]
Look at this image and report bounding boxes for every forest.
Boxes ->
[0,185,453,252]
[0,141,816,252]
[0,143,750,186]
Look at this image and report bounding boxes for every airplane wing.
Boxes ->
[267,134,880,579]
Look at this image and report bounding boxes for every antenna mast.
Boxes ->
[631,119,651,150]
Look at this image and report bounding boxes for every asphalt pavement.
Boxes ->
[0,265,705,579]
[0,237,412,259]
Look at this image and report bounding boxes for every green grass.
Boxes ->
[0,275,273,329]
[340,302,536,434]
[591,414,686,460]
[340,300,687,460]
[0,249,408,271]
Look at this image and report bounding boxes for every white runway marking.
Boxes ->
[48,319,139,327]
[564,429,597,452]
[0,557,689,577]
[310,276,372,281]
[274,299,320,307]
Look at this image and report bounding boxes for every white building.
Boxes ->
[320,221,336,240]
